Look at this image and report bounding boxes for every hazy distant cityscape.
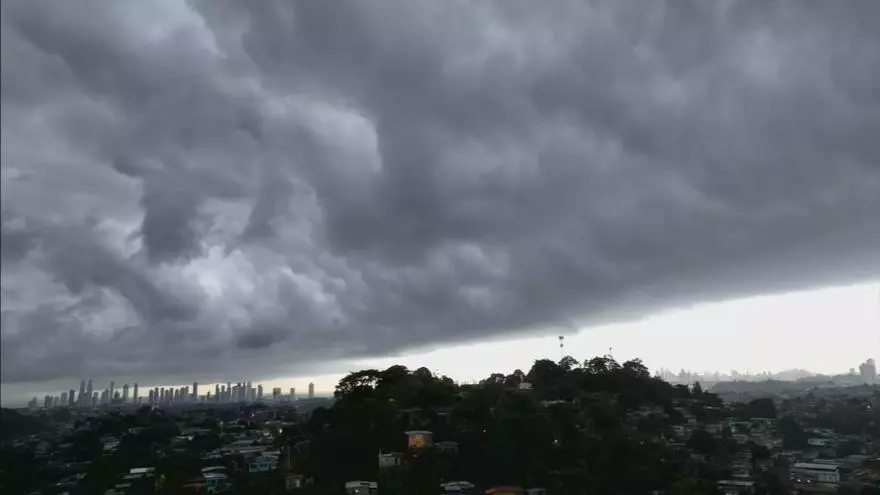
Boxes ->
[657,358,877,386]
[27,379,317,411]
[25,358,876,412]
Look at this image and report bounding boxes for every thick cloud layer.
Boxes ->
[2,0,879,387]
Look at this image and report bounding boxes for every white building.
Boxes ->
[204,472,229,494]
[441,481,476,493]
[791,462,840,484]
[248,454,279,473]
[345,481,378,494]
[378,452,403,469]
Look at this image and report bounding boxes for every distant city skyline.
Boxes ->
[3,282,877,408]
[25,378,320,411]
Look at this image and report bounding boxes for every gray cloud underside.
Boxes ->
[2,0,879,387]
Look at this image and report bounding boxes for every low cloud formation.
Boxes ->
[2,0,879,387]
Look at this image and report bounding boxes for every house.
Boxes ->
[441,480,476,493]
[405,430,433,449]
[378,452,403,469]
[436,441,460,454]
[249,454,279,473]
[204,472,229,493]
[127,467,155,478]
[717,479,755,495]
[345,481,378,494]
[285,474,306,491]
[791,462,840,484]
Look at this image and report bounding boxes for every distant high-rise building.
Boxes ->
[308,382,315,399]
[226,382,231,402]
[272,387,281,401]
[122,384,130,402]
[215,384,220,401]
[133,383,139,403]
[289,387,296,400]
[28,397,38,410]
[192,382,198,400]
[61,391,68,405]
[860,358,877,384]
[79,380,86,405]
[43,395,52,409]
[68,389,76,406]
[109,381,115,400]
[86,379,93,402]
[91,392,98,407]
[257,384,263,401]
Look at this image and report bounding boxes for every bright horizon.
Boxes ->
[4,281,877,407]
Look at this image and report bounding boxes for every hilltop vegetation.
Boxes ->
[290,355,725,494]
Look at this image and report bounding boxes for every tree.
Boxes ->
[481,373,507,387]
[504,369,526,388]
[334,369,381,399]
[778,415,808,450]
[687,429,719,455]
[746,398,777,419]
[559,355,579,371]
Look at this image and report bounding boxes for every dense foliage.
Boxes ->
[284,356,721,494]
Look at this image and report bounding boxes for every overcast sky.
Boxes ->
[2,0,880,404]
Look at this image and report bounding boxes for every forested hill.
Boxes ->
[297,355,730,494]
[0,408,46,442]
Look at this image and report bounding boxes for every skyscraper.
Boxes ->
[79,379,86,405]
[109,381,115,401]
[308,382,314,399]
[860,358,877,384]
[122,384,130,403]
[257,384,263,401]
[133,383,139,404]
[61,391,68,405]
[86,379,93,403]
[215,384,220,402]
[192,382,198,400]
[289,387,295,400]
[68,389,76,406]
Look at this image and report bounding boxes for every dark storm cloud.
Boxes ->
[2,0,879,390]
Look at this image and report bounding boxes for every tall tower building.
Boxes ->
[86,379,93,402]
[109,381,115,400]
[79,380,86,405]
[61,391,68,405]
[308,382,315,399]
[133,383,139,404]
[192,382,198,400]
[860,358,877,384]
[289,387,295,400]
[215,384,220,402]
[122,384,130,402]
